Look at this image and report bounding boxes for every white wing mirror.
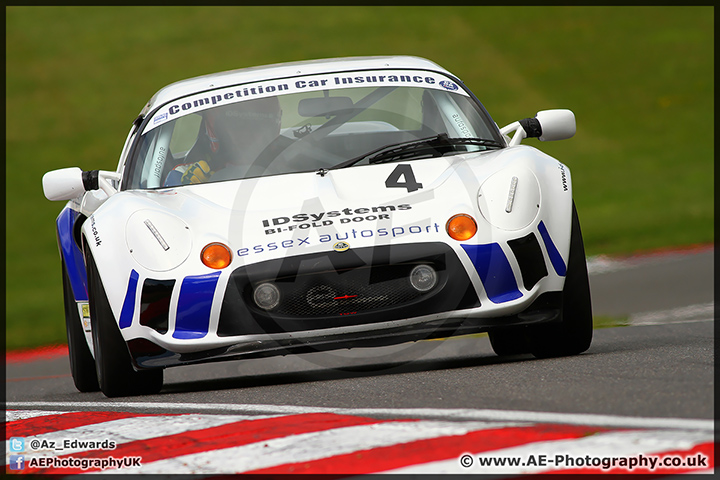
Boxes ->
[500,109,576,146]
[535,109,576,141]
[43,167,121,201]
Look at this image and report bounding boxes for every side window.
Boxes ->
[135,114,202,189]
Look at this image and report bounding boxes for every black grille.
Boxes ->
[253,264,424,317]
[218,242,480,336]
[140,278,174,334]
[508,232,548,290]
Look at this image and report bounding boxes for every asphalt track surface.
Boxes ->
[6,248,714,419]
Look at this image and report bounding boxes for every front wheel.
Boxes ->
[528,203,593,358]
[85,244,163,397]
[488,327,531,356]
[62,260,99,392]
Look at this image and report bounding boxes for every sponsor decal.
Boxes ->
[452,113,473,138]
[557,162,569,192]
[153,112,168,124]
[333,241,350,252]
[439,80,459,91]
[144,70,469,133]
[262,204,411,235]
[81,303,91,331]
[90,215,102,247]
[152,147,167,182]
[332,73,438,87]
[237,222,442,257]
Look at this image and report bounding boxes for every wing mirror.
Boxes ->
[42,167,121,201]
[500,109,576,146]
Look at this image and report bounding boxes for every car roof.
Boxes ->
[141,56,451,115]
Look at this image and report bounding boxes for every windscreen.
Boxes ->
[127,71,502,189]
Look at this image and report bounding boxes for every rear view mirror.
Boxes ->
[298,96,354,117]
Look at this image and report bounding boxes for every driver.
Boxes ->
[164,96,281,186]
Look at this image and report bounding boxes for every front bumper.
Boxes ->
[129,291,561,368]
[126,241,563,369]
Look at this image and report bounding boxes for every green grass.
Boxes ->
[6,6,713,350]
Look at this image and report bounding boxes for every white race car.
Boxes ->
[43,56,592,397]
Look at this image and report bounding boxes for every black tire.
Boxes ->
[528,203,593,358]
[62,260,100,392]
[85,244,163,397]
[488,328,531,356]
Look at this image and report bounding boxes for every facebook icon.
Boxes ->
[9,437,25,452]
[9,455,25,470]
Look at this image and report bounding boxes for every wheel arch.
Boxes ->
[57,206,89,302]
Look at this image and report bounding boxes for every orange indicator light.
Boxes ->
[201,243,232,269]
[446,214,478,241]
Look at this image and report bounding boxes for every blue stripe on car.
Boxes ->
[119,270,139,329]
[56,207,88,302]
[173,272,221,339]
[461,243,523,304]
[538,221,567,276]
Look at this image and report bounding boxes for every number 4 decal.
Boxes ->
[385,164,423,192]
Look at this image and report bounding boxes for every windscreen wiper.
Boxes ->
[331,133,503,170]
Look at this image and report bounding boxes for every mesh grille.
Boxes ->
[218,242,481,336]
[249,264,425,317]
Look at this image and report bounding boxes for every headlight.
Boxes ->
[409,265,438,292]
[253,283,281,310]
